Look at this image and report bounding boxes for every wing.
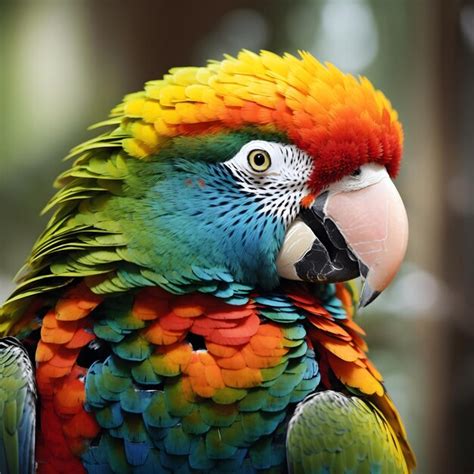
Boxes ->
[290,280,416,471]
[286,390,409,474]
[0,337,37,474]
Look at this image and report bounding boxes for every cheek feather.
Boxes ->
[227,145,312,228]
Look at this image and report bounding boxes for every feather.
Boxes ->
[205,429,237,459]
[163,426,192,456]
[119,387,152,413]
[95,402,123,429]
[143,392,179,429]
[123,440,149,466]
[181,409,210,435]
[189,438,215,470]
[131,449,165,474]
[0,338,36,474]
[287,391,410,474]
[131,359,162,385]
[200,401,238,428]
[113,334,152,362]
[0,48,414,473]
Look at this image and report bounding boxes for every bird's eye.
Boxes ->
[247,149,271,172]
[351,167,362,177]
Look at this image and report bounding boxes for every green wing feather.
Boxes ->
[0,94,152,335]
[0,337,37,474]
[0,132,132,335]
[286,390,409,474]
[0,96,251,334]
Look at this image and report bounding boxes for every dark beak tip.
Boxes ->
[358,284,381,308]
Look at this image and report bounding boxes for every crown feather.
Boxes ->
[113,50,403,191]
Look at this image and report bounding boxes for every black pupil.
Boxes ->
[352,168,361,177]
[254,153,266,166]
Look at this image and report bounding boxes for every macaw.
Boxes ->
[0,50,415,473]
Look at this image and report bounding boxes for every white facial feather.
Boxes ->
[223,140,313,226]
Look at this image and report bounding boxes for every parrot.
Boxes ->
[0,50,416,473]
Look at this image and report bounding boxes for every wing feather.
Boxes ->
[286,390,410,474]
[0,337,37,474]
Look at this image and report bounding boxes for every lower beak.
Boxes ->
[276,176,408,307]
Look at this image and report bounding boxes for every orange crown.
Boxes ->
[115,50,403,192]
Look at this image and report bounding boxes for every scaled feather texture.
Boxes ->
[0,50,415,473]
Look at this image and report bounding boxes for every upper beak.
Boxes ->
[276,175,408,307]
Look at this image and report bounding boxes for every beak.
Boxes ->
[276,174,408,307]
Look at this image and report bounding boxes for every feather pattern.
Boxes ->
[0,50,414,472]
[0,337,37,474]
[287,391,410,473]
[13,280,413,472]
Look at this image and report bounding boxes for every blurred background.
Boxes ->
[0,0,473,472]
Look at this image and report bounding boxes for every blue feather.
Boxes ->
[133,449,170,474]
[120,387,152,413]
[95,402,123,429]
[123,440,150,466]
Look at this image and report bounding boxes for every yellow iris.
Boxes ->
[247,149,271,172]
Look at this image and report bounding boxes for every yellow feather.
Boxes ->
[159,85,187,107]
[104,50,402,161]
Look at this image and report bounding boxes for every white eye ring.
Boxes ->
[247,149,272,172]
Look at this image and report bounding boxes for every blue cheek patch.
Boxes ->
[146,162,287,288]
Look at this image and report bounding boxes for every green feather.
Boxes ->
[238,389,266,412]
[111,413,149,443]
[260,361,288,383]
[103,434,132,474]
[119,387,152,413]
[261,393,291,412]
[286,391,409,474]
[258,309,301,323]
[189,438,215,470]
[131,359,162,386]
[249,435,277,470]
[205,429,237,459]
[219,420,247,448]
[84,366,106,408]
[211,387,247,405]
[164,381,195,417]
[101,363,132,394]
[143,392,179,429]
[149,352,182,377]
[0,338,36,474]
[181,410,210,435]
[107,356,131,378]
[281,324,306,340]
[95,402,124,429]
[163,426,193,456]
[267,361,306,397]
[94,320,126,343]
[240,411,286,444]
[199,401,238,428]
[113,334,152,362]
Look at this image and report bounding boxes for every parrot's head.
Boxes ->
[65,51,408,306]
